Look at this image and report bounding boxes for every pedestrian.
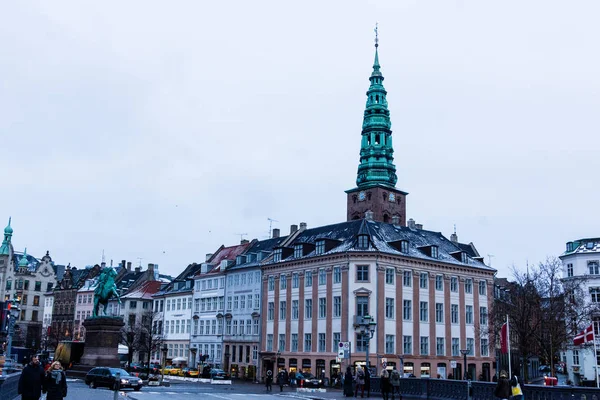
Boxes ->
[278,369,287,392]
[390,366,401,400]
[265,370,273,392]
[380,369,391,400]
[354,366,365,398]
[493,370,512,400]
[511,374,524,400]
[343,366,354,397]
[18,355,45,400]
[364,366,371,397]
[44,361,68,400]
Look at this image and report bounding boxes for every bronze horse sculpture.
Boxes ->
[92,267,121,317]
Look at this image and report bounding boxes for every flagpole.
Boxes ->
[594,324,599,389]
[506,314,512,379]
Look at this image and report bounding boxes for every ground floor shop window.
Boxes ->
[421,363,431,378]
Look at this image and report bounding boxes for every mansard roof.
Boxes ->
[261,219,493,271]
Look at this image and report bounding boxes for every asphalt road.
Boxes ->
[33,379,348,400]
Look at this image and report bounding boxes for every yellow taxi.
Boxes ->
[168,365,182,376]
[179,367,199,377]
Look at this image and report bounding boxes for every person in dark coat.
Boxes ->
[493,370,512,400]
[44,361,68,400]
[380,369,391,400]
[278,369,287,392]
[364,367,371,397]
[18,355,45,400]
[265,370,273,392]
[343,366,354,397]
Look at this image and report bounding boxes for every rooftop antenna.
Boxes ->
[235,233,248,242]
[268,218,279,238]
[101,249,105,264]
[487,254,494,267]
[137,257,143,267]
[374,22,379,48]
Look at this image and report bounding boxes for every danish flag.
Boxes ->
[573,324,594,346]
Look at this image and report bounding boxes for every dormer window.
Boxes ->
[236,255,246,265]
[461,252,468,263]
[316,240,325,255]
[566,242,574,252]
[294,245,303,258]
[401,240,409,253]
[273,249,282,262]
[357,235,369,249]
[587,242,595,250]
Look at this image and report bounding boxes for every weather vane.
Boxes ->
[374,22,379,48]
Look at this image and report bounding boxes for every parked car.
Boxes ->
[162,365,174,375]
[539,365,551,373]
[168,366,182,376]
[129,363,146,373]
[296,372,323,388]
[180,367,199,377]
[210,369,230,380]
[85,367,143,391]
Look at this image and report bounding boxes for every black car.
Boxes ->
[210,369,230,380]
[85,367,143,391]
[296,372,323,388]
[149,363,161,374]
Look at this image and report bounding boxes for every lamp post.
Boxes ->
[6,294,21,361]
[276,350,281,373]
[460,349,469,380]
[161,344,168,385]
[355,315,376,373]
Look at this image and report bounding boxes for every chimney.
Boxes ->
[365,210,374,221]
[241,239,249,245]
[126,261,132,272]
[407,218,416,229]
[272,228,280,238]
[290,224,298,234]
[148,263,155,275]
[135,266,141,273]
[392,215,401,226]
[205,253,213,262]
[121,260,126,270]
[101,261,106,268]
[450,232,458,243]
[154,264,160,280]
[415,224,423,230]
[299,222,307,231]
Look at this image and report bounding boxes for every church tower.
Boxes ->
[346,30,408,225]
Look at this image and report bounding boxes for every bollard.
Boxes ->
[113,372,120,400]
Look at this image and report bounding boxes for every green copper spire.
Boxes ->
[355,26,398,188]
[0,217,12,256]
[19,248,29,268]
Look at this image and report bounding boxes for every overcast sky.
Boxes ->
[1,1,598,279]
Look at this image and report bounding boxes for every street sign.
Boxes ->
[450,360,457,368]
[338,342,350,359]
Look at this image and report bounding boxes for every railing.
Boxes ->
[0,371,21,400]
[366,378,600,400]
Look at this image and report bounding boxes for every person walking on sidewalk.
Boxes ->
[380,369,391,400]
[278,369,287,392]
[390,367,401,399]
[343,366,354,397]
[265,370,273,392]
[18,355,45,400]
[44,361,68,400]
[494,370,512,400]
[354,366,365,398]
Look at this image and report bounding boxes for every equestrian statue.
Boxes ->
[92,267,121,317]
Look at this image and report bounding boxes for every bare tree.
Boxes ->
[138,310,163,370]
[120,322,140,370]
[534,257,597,376]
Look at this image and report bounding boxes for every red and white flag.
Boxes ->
[573,324,594,346]
[500,323,508,354]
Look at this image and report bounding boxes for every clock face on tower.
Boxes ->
[389,193,395,202]
[358,191,366,201]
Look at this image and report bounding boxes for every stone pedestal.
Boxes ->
[80,317,124,367]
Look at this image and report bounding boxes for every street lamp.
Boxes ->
[161,344,168,385]
[460,349,469,380]
[355,315,376,372]
[6,294,21,361]
[190,347,197,369]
